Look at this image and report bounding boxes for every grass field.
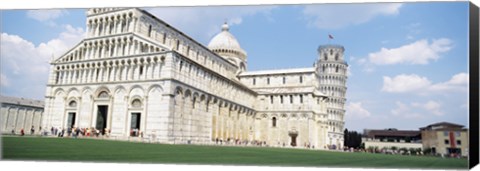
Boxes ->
[1,136,468,169]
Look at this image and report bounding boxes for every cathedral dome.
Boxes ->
[207,22,247,61]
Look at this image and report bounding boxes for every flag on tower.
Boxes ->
[328,34,334,39]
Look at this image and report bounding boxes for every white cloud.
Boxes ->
[395,100,443,118]
[26,9,68,27]
[0,73,9,87]
[302,3,402,29]
[1,25,84,99]
[391,101,423,119]
[382,73,468,94]
[404,22,422,40]
[430,72,469,91]
[412,100,443,116]
[147,6,275,44]
[423,101,443,116]
[368,38,452,65]
[346,102,371,118]
[391,101,409,116]
[382,74,431,93]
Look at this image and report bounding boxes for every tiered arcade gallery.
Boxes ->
[42,8,349,150]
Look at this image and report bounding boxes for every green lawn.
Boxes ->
[1,136,468,169]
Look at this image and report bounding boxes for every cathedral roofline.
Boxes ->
[135,8,239,69]
[239,67,315,76]
[0,95,44,108]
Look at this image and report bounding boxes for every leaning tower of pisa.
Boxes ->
[316,44,348,149]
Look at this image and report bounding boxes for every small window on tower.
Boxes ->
[336,66,339,73]
[267,77,270,85]
[280,96,284,104]
[299,76,303,83]
[253,78,256,85]
[272,117,277,127]
[330,49,333,55]
[148,25,152,37]
[283,77,286,84]
[176,40,180,50]
[324,53,328,60]
[335,53,339,61]
[270,96,273,104]
[162,33,167,43]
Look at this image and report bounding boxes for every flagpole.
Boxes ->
[328,34,334,44]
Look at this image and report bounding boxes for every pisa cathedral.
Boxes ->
[42,8,348,149]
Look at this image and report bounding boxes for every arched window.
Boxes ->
[192,97,196,109]
[290,95,293,103]
[335,53,339,61]
[336,66,339,73]
[324,53,328,60]
[122,20,127,32]
[69,100,77,107]
[109,22,114,34]
[330,49,333,55]
[253,78,256,85]
[98,91,109,98]
[267,77,270,85]
[270,96,273,104]
[299,76,303,83]
[131,99,142,108]
[283,77,286,84]
[280,96,284,104]
[300,95,303,103]
[272,117,277,127]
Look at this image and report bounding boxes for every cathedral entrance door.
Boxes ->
[67,112,76,128]
[130,113,141,136]
[288,130,298,147]
[96,105,108,135]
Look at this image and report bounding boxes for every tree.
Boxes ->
[399,147,408,155]
[408,148,416,155]
[344,128,349,147]
[343,129,363,149]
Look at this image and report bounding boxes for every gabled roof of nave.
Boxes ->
[52,33,170,64]
[53,8,241,69]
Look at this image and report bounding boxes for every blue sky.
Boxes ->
[0,2,470,132]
